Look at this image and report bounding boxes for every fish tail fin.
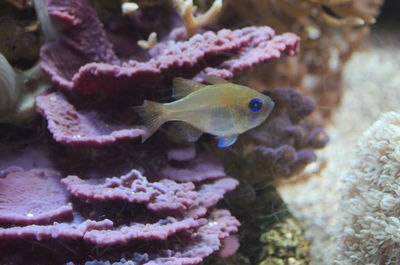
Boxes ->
[134,100,166,142]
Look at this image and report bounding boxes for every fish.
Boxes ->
[134,75,275,148]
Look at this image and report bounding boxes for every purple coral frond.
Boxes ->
[194,32,300,81]
[0,0,328,264]
[35,92,145,146]
[41,22,299,95]
[61,169,198,212]
[85,209,239,265]
[0,168,72,225]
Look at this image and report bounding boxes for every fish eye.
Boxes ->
[248,98,263,112]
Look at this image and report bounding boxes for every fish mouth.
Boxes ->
[265,98,275,114]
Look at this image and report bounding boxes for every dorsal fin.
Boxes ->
[204,75,229,84]
[172,77,206,99]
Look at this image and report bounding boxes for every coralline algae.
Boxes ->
[0,0,329,264]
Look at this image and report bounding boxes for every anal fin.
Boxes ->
[175,122,203,142]
[216,135,238,148]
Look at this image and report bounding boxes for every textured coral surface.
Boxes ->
[0,168,72,225]
[0,0,334,264]
[0,165,239,264]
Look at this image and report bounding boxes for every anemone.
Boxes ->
[33,0,58,42]
[0,53,51,124]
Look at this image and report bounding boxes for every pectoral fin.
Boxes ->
[216,135,238,148]
[172,77,206,99]
[204,75,229,84]
[175,122,203,142]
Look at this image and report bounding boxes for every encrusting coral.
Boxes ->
[0,168,72,225]
[335,112,400,265]
[0,163,239,264]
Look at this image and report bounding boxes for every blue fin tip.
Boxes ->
[217,135,238,148]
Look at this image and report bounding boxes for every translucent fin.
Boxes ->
[204,75,229,84]
[172,77,206,99]
[133,100,165,142]
[216,135,238,148]
[175,122,203,142]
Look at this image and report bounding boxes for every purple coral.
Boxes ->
[0,219,113,241]
[0,168,239,264]
[0,0,326,264]
[61,169,198,211]
[0,168,72,225]
[161,153,225,182]
[41,15,298,95]
[213,86,328,182]
[35,0,300,147]
[194,29,300,81]
[37,24,300,146]
[247,87,329,179]
[84,210,240,265]
[35,92,145,146]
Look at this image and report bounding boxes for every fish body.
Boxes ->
[134,76,274,147]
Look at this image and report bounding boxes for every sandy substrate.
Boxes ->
[277,25,400,265]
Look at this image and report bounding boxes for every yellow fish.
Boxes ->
[134,75,274,148]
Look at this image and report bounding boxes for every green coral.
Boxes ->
[221,183,310,264]
[259,217,310,265]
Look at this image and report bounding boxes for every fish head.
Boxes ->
[232,85,275,131]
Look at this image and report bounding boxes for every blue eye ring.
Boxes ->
[249,98,263,112]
